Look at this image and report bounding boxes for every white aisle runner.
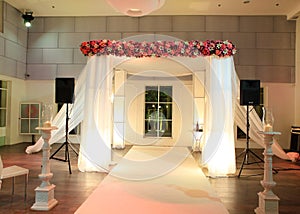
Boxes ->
[75,146,229,214]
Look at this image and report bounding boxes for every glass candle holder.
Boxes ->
[262,106,274,132]
[41,104,54,128]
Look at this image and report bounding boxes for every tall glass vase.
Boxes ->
[41,104,54,128]
[262,106,274,132]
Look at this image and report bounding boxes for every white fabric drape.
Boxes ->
[235,101,289,160]
[202,56,237,177]
[233,67,289,160]
[78,56,113,172]
[25,54,290,176]
[25,56,113,172]
[25,64,87,154]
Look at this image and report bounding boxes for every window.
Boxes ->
[0,80,8,146]
[0,2,3,33]
[145,86,172,138]
[0,81,7,128]
[19,103,41,134]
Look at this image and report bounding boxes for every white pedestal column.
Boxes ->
[255,131,281,214]
[31,124,58,211]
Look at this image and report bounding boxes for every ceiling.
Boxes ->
[5,0,300,20]
[6,0,300,75]
[117,57,192,76]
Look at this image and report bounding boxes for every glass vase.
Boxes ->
[262,106,274,132]
[41,104,54,128]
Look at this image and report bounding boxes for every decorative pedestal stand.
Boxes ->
[31,124,58,211]
[255,131,281,214]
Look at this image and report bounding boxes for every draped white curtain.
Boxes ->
[235,100,289,160]
[25,63,87,154]
[26,56,113,172]
[25,54,290,176]
[77,56,113,172]
[202,56,237,177]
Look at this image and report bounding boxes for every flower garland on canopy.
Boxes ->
[80,39,236,58]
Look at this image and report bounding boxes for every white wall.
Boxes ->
[0,76,56,145]
[25,80,58,142]
[0,75,26,144]
[125,77,194,147]
[25,80,55,105]
[263,83,295,149]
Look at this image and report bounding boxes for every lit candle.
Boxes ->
[264,124,273,132]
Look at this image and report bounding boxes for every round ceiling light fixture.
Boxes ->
[105,0,165,17]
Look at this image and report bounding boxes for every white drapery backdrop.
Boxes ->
[26,56,115,172]
[77,56,113,172]
[202,56,237,177]
[235,101,289,160]
[26,54,289,176]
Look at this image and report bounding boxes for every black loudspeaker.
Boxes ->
[55,78,75,103]
[240,80,260,106]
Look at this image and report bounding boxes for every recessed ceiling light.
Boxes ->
[106,0,165,17]
[130,8,141,12]
[127,8,143,16]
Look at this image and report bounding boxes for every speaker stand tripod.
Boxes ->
[237,105,264,178]
[50,104,78,174]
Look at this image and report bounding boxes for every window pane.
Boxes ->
[30,119,39,133]
[160,121,172,137]
[145,120,157,137]
[0,90,6,108]
[0,136,5,146]
[159,86,172,102]
[260,88,264,105]
[145,86,158,102]
[0,81,7,89]
[30,104,40,118]
[21,104,30,118]
[21,119,29,133]
[159,104,172,120]
[0,109,6,127]
[145,103,158,119]
[144,85,172,138]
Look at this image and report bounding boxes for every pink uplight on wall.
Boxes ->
[105,0,165,17]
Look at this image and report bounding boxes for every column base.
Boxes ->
[31,184,58,211]
[255,191,280,214]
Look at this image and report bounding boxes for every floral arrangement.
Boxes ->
[80,39,236,58]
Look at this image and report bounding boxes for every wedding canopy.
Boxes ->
[26,35,289,177]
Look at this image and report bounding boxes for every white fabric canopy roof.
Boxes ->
[26,49,289,177]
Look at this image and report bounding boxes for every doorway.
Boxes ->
[124,74,193,147]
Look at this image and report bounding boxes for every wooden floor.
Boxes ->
[0,143,299,214]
